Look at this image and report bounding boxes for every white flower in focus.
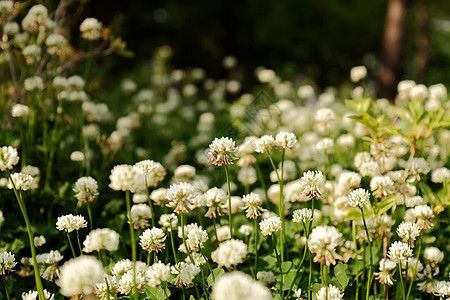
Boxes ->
[350,66,367,83]
[139,227,166,252]
[73,176,99,202]
[275,131,297,149]
[301,170,324,199]
[374,258,396,285]
[316,284,344,300]
[292,208,313,223]
[79,17,102,40]
[166,182,195,214]
[397,222,420,242]
[57,256,104,297]
[431,167,450,183]
[111,259,133,277]
[432,281,450,298]
[8,172,37,190]
[204,187,227,218]
[146,261,171,287]
[117,269,147,295]
[22,289,54,300]
[308,226,342,265]
[211,239,247,269]
[158,213,178,232]
[259,216,282,236]
[0,146,19,171]
[255,135,275,153]
[348,188,370,208]
[56,214,87,232]
[241,192,265,219]
[109,164,143,193]
[185,227,208,252]
[388,241,413,263]
[208,137,237,166]
[0,252,16,275]
[412,205,434,229]
[11,104,30,118]
[171,262,200,287]
[211,271,272,300]
[83,228,120,253]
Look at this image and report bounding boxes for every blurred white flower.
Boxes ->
[350,66,367,83]
[83,228,119,253]
[0,146,19,171]
[211,239,247,269]
[316,284,344,300]
[146,261,171,287]
[80,17,102,40]
[211,271,272,300]
[73,176,99,202]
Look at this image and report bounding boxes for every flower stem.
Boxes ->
[398,263,405,300]
[125,190,138,300]
[86,202,93,231]
[254,217,258,278]
[170,230,178,264]
[287,222,309,298]
[181,212,194,262]
[145,181,155,227]
[66,232,77,258]
[360,206,373,300]
[76,230,83,255]
[213,218,219,243]
[254,161,269,204]
[352,221,360,300]
[224,165,233,238]
[272,234,284,299]
[406,234,422,300]
[2,276,11,300]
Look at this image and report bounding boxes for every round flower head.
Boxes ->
[146,162,166,187]
[184,226,208,252]
[301,170,324,199]
[146,261,171,287]
[370,175,394,198]
[174,164,196,182]
[374,258,396,285]
[412,205,435,229]
[308,226,342,265]
[350,65,367,83]
[431,167,450,183]
[109,164,143,193]
[388,241,413,263]
[405,158,430,181]
[11,104,30,118]
[134,159,156,177]
[8,172,37,191]
[204,187,227,218]
[211,239,247,269]
[316,284,344,300]
[166,182,196,214]
[292,208,313,223]
[0,252,17,275]
[57,256,104,297]
[56,214,87,232]
[433,281,450,298]
[348,188,370,208]
[158,213,178,231]
[73,176,99,202]
[397,221,421,243]
[211,271,272,300]
[259,216,282,236]
[241,192,266,219]
[117,267,147,295]
[239,224,253,236]
[255,135,275,153]
[130,204,152,229]
[79,17,102,40]
[275,131,297,149]
[140,227,166,252]
[171,262,200,287]
[257,270,276,285]
[83,228,120,253]
[208,137,237,166]
[22,289,54,300]
[423,247,444,267]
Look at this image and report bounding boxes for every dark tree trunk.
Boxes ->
[414,3,429,84]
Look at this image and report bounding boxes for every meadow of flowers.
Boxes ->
[1,2,450,300]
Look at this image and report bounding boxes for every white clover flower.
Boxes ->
[134,159,156,177]
[348,188,370,208]
[370,175,394,198]
[354,152,373,169]
[117,268,147,295]
[21,289,54,300]
[208,137,237,166]
[350,65,367,83]
[433,281,450,298]
[174,164,196,181]
[11,104,30,118]
[259,216,282,236]
[166,182,195,214]
[45,33,67,55]
[83,228,120,253]
[410,84,428,101]
[56,214,87,232]
[131,204,152,229]
[429,83,447,100]
[388,241,413,263]
[294,288,303,299]
[79,17,102,40]
[158,213,178,231]
[111,258,133,277]
[8,172,37,190]
[171,262,200,287]
[316,284,344,300]
[146,261,171,287]
[308,226,342,265]
[3,21,19,36]
[185,226,208,252]
[402,257,423,280]
[215,225,231,242]
[316,138,334,153]
[211,239,247,269]
[275,131,297,149]
[301,170,324,199]
[70,151,85,162]
[237,166,257,185]
[359,161,380,177]
[109,164,143,193]
[211,271,272,300]
[405,158,430,180]
[95,276,118,300]
[73,176,99,202]
[397,222,421,242]
[255,135,275,153]
[297,85,315,99]
[431,167,450,183]
[404,196,424,208]
[241,192,265,219]
[34,235,46,247]
[57,256,104,297]
[0,252,17,275]
[204,187,227,218]
[22,44,41,64]
[336,134,355,150]
[374,258,396,285]
[145,162,166,188]
[0,146,19,171]
[238,224,253,236]
[412,205,435,229]
[315,108,336,123]
[256,270,276,285]
[292,208,313,223]
[423,247,444,266]
[24,76,43,91]
[139,227,166,252]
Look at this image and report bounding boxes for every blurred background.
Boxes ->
[52,0,450,99]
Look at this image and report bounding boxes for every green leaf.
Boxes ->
[257,255,277,270]
[311,283,322,294]
[333,263,349,289]
[375,195,400,216]
[145,285,171,300]
[281,261,294,273]
[281,268,302,291]
[345,208,362,221]
[207,267,224,286]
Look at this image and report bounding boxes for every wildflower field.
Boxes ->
[1,2,450,300]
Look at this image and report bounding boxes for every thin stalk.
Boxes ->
[145,181,155,227]
[2,276,11,300]
[272,234,284,300]
[66,232,77,258]
[360,206,373,300]
[253,217,258,278]
[170,230,178,264]
[125,191,138,300]
[406,234,422,300]
[199,247,215,281]
[254,161,269,204]
[398,263,405,300]
[181,212,194,262]
[86,202,93,231]
[76,230,84,255]
[309,198,315,235]
[352,221,360,300]
[224,165,233,238]
[286,222,309,298]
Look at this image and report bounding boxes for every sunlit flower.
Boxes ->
[56,214,87,232]
[211,239,247,269]
[205,187,227,218]
[397,221,421,243]
[166,182,196,214]
[388,241,413,263]
[8,172,37,190]
[301,170,324,199]
[208,137,237,166]
[275,131,297,149]
[259,216,282,236]
[0,146,19,171]
[292,208,313,223]
[0,252,16,275]
[211,271,272,300]
[423,247,444,267]
[130,204,152,229]
[241,192,266,219]
[158,213,178,232]
[308,226,342,265]
[347,188,370,208]
[146,261,171,287]
[412,205,435,230]
[171,262,200,287]
[350,66,367,83]
[374,259,396,285]
[139,227,166,252]
[83,228,120,253]
[255,135,275,153]
[80,17,102,40]
[73,176,99,202]
[316,284,344,300]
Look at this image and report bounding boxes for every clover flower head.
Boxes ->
[73,176,99,202]
[0,146,19,171]
[397,221,421,242]
[348,188,370,207]
[316,284,344,300]
[388,241,413,263]
[259,216,282,236]
[0,252,17,275]
[211,239,248,269]
[255,135,275,153]
[208,137,237,166]
[301,170,324,199]
[292,208,313,223]
[56,214,87,233]
[275,131,297,149]
[241,192,266,219]
[166,182,196,214]
[140,227,166,252]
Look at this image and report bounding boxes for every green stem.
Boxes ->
[406,235,422,300]
[76,230,84,255]
[398,263,405,300]
[224,165,233,238]
[360,207,373,300]
[145,180,155,227]
[200,247,215,281]
[287,222,309,298]
[66,232,77,258]
[254,161,269,204]
[170,230,178,264]
[86,201,93,231]
[352,221,359,300]
[2,276,11,300]
[213,218,219,243]
[126,191,138,300]
[272,234,284,300]
[181,212,194,262]
[254,217,258,278]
